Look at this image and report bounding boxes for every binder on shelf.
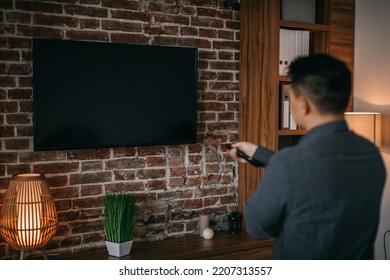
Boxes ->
[279,29,310,76]
[279,84,290,129]
[279,29,290,75]
[279,29,284,75]
[302,30,310,56]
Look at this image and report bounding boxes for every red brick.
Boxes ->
[7,37,32,49]
[7,164,31,175]
[67,149,110,160]
[55,200,72,211]
[197,7,217,17]
[51,186,79,199]
[70,172,112,185]
[147,156,166,167]
[154,14,190,25]
[47,175,68,188]
[199,28,217,38]
[0,152,17,163]
[180,26,198,36]
[167,222,185,233]
[198,101,226,111]
[151,36,177,46]
[73,197,103,209]
[218,112,235,121]
[226,20,240,30]
[210,61,239,70]
[81,161,103,172]
[209,82,239,91]
[186,177,201,187]
[147,180,166,191]
[60,235,81,248]
[66,30,109,41]
[19,101,33,112]
[198,50,217,60]
[17,25,63,38]
[137,169,165,180]
[70,220,103,234]
[0,77,16,87]
[110,10,149,21]
[169,177,186,187]
[16,1,63,13]
[199,70,217,80]
[82,232,104,244]
[58,211,80,222]
[113,170,136,181]
[168,156,184,167]
[170,167,186,177]
[81,185,102,196]
[139,146,165,156]
[0,102,18,113]
[19,151,67,162]
[203,197,219,207]
[102,20,142,32]
[187,165,202,175]
[33,14,79,27]
[19,77,33,87]
[213,40,239,50]
[178,37,211,48]
[192,17,223,28]
[217,72,234,81]
[110,33,148,44]
[105,182,145,193]
[101,0,140,10]
[113,147,137,157]
[5,138,30,150]
[65,5,108,17]
[6,12,31,24]
[33,162,79,174]
[80,19,100,29]
[105,158,145,170]
[157,189,193,200]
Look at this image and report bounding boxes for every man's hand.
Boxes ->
[227,141,258,164]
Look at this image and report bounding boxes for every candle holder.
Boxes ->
[0,173,58,259]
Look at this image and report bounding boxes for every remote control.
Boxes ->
[225,144,264,167]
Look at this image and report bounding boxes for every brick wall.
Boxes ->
[0,0,240,256]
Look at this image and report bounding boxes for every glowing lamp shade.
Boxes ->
[0,173,58,252]
[345,112,381,147]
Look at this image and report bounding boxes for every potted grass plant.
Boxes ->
[103,192,136,257]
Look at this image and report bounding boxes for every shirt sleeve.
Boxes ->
[244,154,288,239]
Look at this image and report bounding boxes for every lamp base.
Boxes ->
[19,249,48,260]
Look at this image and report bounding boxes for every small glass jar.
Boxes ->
[228,211,242,234]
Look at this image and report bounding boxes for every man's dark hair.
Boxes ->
[288,54,351,114]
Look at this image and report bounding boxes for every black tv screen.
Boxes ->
[33,39,198,151]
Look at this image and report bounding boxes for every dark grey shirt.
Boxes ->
[245,120,386,259]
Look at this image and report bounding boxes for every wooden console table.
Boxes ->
[52,232,273,260]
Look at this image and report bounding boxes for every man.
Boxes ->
[228,54,386,259]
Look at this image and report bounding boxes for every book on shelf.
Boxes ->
[279,84,298,130]
[279,29,310,76]
[280,84,290,130]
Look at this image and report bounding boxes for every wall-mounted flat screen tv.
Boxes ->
[33,39,198,151]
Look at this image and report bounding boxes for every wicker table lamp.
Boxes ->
[0,173,58,259]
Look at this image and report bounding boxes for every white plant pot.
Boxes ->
[105,240,133,257]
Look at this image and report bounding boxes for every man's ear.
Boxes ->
[297,95,311,115]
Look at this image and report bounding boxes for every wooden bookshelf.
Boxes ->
[238,0,355,214]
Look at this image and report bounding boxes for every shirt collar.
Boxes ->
[299,120,349,144]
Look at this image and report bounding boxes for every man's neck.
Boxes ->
[303,114,344,131]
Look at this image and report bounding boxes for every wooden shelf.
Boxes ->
[278,129,306,136]
[279,76,291,83]
[280,20,330,32]
[48,232,274,260]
